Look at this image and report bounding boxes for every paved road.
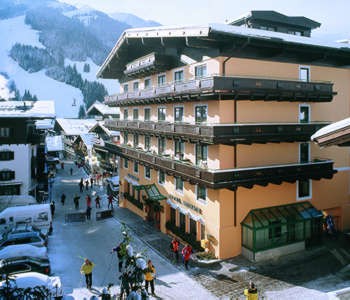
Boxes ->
[48,161,216,299]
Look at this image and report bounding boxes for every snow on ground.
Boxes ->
[0,74,14,100]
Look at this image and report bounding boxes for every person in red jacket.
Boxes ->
[170,237,180,263]
[181,244,192,270]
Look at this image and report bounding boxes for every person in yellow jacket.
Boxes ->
[244,281,258,300]
[80,258,95,289]
[144,259,156,296]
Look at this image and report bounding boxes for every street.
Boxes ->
[48,160,216,299]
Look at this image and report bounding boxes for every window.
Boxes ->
[134,162,139,173]
[196,144,208,166]
[144,108,151,121]
[123,84,128,92]
[158,137,166,155]
[195,64,207,79]
[197,185,206,201]
[133,81,139,91]
[133,134,139,148]
[124,132,129,144]
[299,66,310,82]
[144,78,151,89]
[170,207,176,225]
[145,166,151,179]
[0,151,14,161]
[123,109,128,120]
[298,179,311,199]
[144,136,151,151]
[174,70,184,83]
[158,107,166,121]
[0,185,20,195]
[175,177,183,192]
[174,106,183,122]
[179,212,186,231]
[133,109,139,120]
[299,105,310,123]
[158,170,165,184]
[195,105,207,123]
[157,74,166,86]
[174,139,184,159]
[299,143,309,163]
[200,223,205,240]
[0,170,15,181]
[268,220,282,239]
[0,128,11,137]
[123,158,129,169]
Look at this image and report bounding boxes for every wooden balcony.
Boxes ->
[104,142,337,190]
[104,76,335,106]
[104,120,330,144]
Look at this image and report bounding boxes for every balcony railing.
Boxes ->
[104,120,329,144]
[104,142,336,190]
[104,76,335,106]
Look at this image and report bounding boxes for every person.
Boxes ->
[182,244,192,270]
[61,193,66,206]
[90,176,94,188]
[144,259,156,296]
[70,167,73,176]
[79,178,84,193]
[80,258,95,289]
[74,194,80,210]
[85,179,89,191]
[95,195,101,208]
[61,162,64,169]
[50,201,55,218]
[170,237,180,263]
[244,281,258,300]
[119,271,130,299]
[86,206,92,220]
[86,194,92,208]
[111,243,125,272]
[127,286,141,300]
[108,194,114,210]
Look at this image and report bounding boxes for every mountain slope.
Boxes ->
[109,12,161,28]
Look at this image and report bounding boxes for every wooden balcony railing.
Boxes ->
[104,76,335,106]
[104,120,329,144]
[104,142,336,190]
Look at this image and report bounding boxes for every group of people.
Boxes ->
[170,237,193,270]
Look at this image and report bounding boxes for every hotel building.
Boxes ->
[97,11,350,260]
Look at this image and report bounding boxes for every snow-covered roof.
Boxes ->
[46,135,64,152]
[89,121,120,137]
[0,244,48,259]
[0,101,55,118]
[36,119,55,130]
[55,118,97,135]
[0,204,50,216]
[75,133,98,150]
[311,117,350,146]
[86,101,120,116]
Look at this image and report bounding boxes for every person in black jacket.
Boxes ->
[111,242,125,272]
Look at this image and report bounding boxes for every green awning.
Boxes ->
[133,184,166,201]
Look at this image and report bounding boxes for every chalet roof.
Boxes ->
[55,118,97,136]
[0,101,55,119]
[227,10,321,30]
[311,117,350,147]
[86,101,120,116]
[89,122,120,137]
[74,133,98,150]
[97,23,350,79]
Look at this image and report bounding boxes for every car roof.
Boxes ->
[1,272,61,289]
[6,231,41,239]
[0,245,47,259]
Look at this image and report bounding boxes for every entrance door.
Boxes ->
[147,204,160,230]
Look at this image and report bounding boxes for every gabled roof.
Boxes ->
[0,101,55,119]
[55,118,97,136]
[86,101,120,116]
[97,23,350,80]
[89,122,120,137]
[74,133,99,150]
[45,135,64,152]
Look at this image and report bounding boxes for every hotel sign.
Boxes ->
[127,173,139,182]
[168,194,202,215]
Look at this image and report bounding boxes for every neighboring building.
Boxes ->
[54,118,97,159]
[97,11,350,260]
[0,101,55,198]
[72,133,99,173]
[45,135,64,160]
[86,101,120,120]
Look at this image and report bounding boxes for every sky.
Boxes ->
[58,0,350,41]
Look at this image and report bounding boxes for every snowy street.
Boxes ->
[49,161,215,299]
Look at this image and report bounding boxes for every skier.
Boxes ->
[61,193,66,206]
[144,260,156,296]
[80,258,95,289]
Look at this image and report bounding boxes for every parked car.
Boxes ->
[5,224,49,245]
[0,231,47,249]
[0,271,63,298]
[0,244,50,275]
